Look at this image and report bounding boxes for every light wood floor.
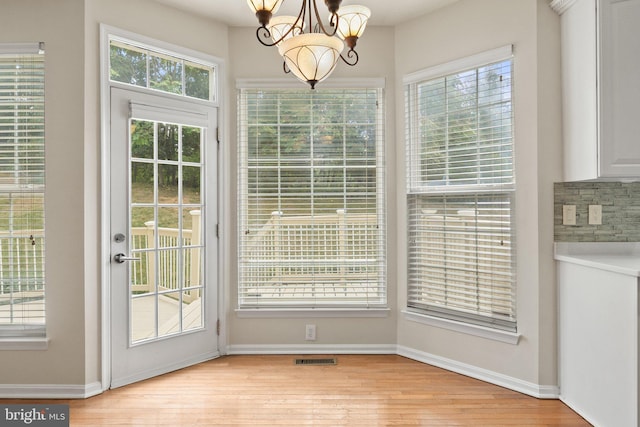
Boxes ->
[4,355,590,426]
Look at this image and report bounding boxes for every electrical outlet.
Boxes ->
[589,204,602,225]
[563,205,577,225]
[305,324,316,341]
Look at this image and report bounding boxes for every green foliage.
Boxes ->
[418,60,513,186]
[109,42,212,101]
[244,89,379,222]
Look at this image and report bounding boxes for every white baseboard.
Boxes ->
[0,381,103,399]
[0,346,559,400]
[225,343,397,355]
[397,345,559,399]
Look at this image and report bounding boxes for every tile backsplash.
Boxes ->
[554,182,640,242]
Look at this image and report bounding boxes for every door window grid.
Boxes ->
[129,119,205,344]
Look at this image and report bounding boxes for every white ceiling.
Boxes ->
[153,0,459,27]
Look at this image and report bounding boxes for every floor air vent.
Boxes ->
[295,358,337,366]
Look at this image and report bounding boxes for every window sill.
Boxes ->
[0,337,49,351]
[236,308,390,318]
[402,310,520,345]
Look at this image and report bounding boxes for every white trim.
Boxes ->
[403,45,513,85]
[235,308,390,318]
[550,0,579,15]
[402,310,520,345]
[0,382,102,399]
[236,77,385,89]
[226,344,397,355]
[397,346,559,399]
[110,351,220,389]
[100,23,225,392]
[0,337,48,351]
[103,24,221,107]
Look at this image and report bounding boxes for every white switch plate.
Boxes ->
[563,205,576,225]
[588,204,602,225]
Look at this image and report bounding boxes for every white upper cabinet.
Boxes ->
[554,0,640,180]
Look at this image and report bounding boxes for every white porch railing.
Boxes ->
[241,209,383,301]
[0,230,45,296]
[129,210,202,303]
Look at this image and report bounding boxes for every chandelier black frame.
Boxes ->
[246,0,371,88]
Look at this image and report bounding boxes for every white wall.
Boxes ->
[225,26,399,350]
[394,0,562,389]
[0,0,87,387]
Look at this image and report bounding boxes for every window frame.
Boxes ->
[403,46,519,340]
[236,78,387,315]
[0,42,47,346]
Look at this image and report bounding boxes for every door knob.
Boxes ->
[113,253,140,263]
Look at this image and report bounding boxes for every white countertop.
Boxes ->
[554,242,640,277]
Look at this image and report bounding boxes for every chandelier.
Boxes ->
[246,0,371,89]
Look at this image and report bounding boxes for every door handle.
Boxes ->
[113,253,140,263]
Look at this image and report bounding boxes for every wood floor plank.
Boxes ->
[1,355,590,426]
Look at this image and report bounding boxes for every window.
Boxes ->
[237,84,386,309]
[404,46,516,332]
[0,43,46,336]
[109,38,216,102]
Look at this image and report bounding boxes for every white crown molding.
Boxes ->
[550,0,579,15]
[0,382,102,399]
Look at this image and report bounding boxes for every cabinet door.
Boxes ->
[599,0,640,177]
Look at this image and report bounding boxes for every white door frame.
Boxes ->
[99,24,227,392]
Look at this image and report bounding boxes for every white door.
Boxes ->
[109,87,218,388]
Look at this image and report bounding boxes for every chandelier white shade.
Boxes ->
[267,15,304,46]
[246,0,371,88]
[247,0,284,26]
[335,5,371,47]
[278,33,344,89]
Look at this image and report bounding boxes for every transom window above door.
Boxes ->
[109,38,217,103]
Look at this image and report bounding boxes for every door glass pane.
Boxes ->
[131,162,154,203]
[129,118,205,344]
[131,294,157,342]
[183,166,201,204]
[158,164,178,200]
[158,123,179,161]
[158,291,181,336]
[131,120,154,159]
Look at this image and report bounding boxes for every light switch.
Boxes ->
[563,205,576,225]
[589,204,602,225]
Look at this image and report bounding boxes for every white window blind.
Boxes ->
[405,46,516,332]
[238,86,386,309]
[0,43,46,334]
